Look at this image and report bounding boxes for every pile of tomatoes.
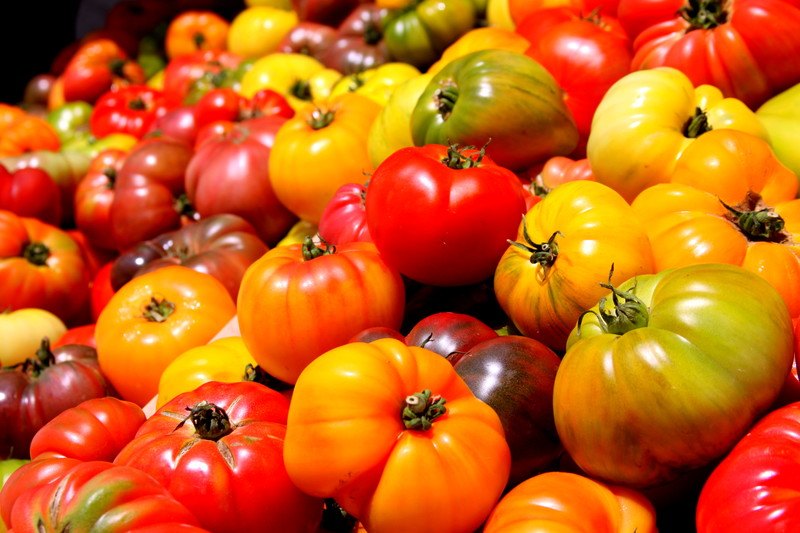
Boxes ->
[3,0,800,531]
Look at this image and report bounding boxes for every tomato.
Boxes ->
[46,101,93,145]
[60,38,146,104]
[165,10,230,59]
[89,85,168,139]
[557,263,795,487]
[0,308,66,368]
[74,148,127,252]
[109,137,196,252]
[517,7,633,157]
[484,471,658,532]
[427,26,531,76]
[269,92,380,224]
[631,0,800,110]
[494,180,655,352]
[283,337,511,532]
[0,105,61,159]
[0,166,61,226]
[0,459,27,532]
[239,52,342,109]
[2,459,203,532]
[366,143,528,287]
[237,238,406,384]
[405,311,499,364]
[29,396,145,462]
[696,401,800,531]
[0,340,112,459]
[756,81,800,178]
[278,21,338,59]
[193,88,246,128]
[162,50,242,109]
[411,49,578,172]
[586,67,770,203]
[90,261,116,322]
[292,0,364,26]
[227,5,300,59]
[52,324,96,349]
[329,62,421,106]
[316,181,371,245]
[145,104,200,146]
[115,381,324,533]
[454,335,562,486]
[0,211,90,325]
[185,115,298,245]
[526,155,595,201]
[320,4,391,75]
[95,265,237,406]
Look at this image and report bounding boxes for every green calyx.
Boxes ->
[175,401,234,441]
[721,193,787,242]
[302,236,336,261]
[23,242,50,266]
[507,221,562,268]
[680,0,729,30]
[434,81,459,120]
[142,296,176,323]
[578,265,649,336]
[683,107,713,138]
[441,142,489,169]
[402,389,447,430]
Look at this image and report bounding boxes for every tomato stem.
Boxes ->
[243,363,293,392]
[142,296,176,322]
[291,79,313,102]
[176,401,234,441]
[434,82,459,121]
[103,167,117,189]
[302,235,336,260]
[402,389,447,430]
[441,142,488,169]
[577,264,649,335]
[680,0,728,30]
[128,97,147,111]
[19,337,56,378]
[22,242,50,266]
[507,220,561,268]
[193,32,206,50]
[720,193,787,242]
[308,107,336,130]
[683,107,713,138]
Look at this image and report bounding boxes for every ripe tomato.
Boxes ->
[74,148,127,252]
[366,143,528,287]
[164,10,230,59]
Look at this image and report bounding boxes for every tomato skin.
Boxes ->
[238,239,406,384]
[405,311,499,364]
[696,401,800,531]
[557,263,795,488]
[29,396,145,462]
[162,50,242,109]
[61,38,146,104]
[366,144,528,287]
[52,324,96,349]
[115,381,324,533]
[0,167,61,226]
[90,261,116,322]
[95,265,237,406]
[317,181,371,245]
[165,10,230,59]
[320,4,391,75]
[0,308,66,368]
[89,85,168,140]
[74,148,127,252]
[284,337,511,533]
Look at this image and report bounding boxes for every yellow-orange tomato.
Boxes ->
[165,10,230,59]
[483,471,658,533]
[268,92,380,224]
[494,180,655,352]
[227,6,299,59]
[95,265,236,406]
[427,26,531,75]
[0,308,66,367]
[284,337,511,533]
[632,182,800,318]
[237,238,405,384]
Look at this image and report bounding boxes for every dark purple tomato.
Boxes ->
[405,311,498,364]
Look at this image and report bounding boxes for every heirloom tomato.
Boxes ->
[696,401,800,532]
[284,337,511,533]
[1,340,112,459]
[2,459,203,533]
[494,180,654,352]
[526,155,594,201]
[165,10,230,59]
[0,308,66,368]
[269,92,380,224]
[60,38,146,104]
[587,66,770,202]
[89,85,168,139]
[405,311,499,363]
[185,115,298,245]
[0,166,61,226]
[756,81,800,177]
[316,181,371,245]
[483,471,657,533]
[320,4,391,75]
[74,148,127,252]
[292,0,364,26]
[90,262,116,322]
[0,211,90,324]
[162,50,242,108]
[0,458,26,532]
[366,143,528,286]
[556,263,794,487]
[278,21,337,59]
[95,265,236,406]
[411,49,578,172]
[426,26,530,76]
[227,5,300,59]
[29,396,145,462]
[631,0,800,110]
[115,381,324,533]
[0,105,60,159]
[632,183,800,317]
[52,324,96,349]
[237,238,405,384]
[46,101,93,144]
[329,62,421,107]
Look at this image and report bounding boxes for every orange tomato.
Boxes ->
[95,265,236,406]
[426,27,531,75]
[165,10,230,59]
[268,92,380,224]
[284,337,511,533]
[0,104,60,158]
[483,471,658,532]
[632,182,800,318]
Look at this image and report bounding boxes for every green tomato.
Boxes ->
[382,0,476,70]
[756,82,800,178]
[411,48,578,172]
[555,263,794,488]
[46,102,93,144]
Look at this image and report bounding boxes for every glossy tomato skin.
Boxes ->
[74,148,127,252]
[454,335,563,486]
[366,144,528,287]
[115,381,324,533]
[0,167,61,226]
[28,396,145,462]
[696,401,800,531]
[61,38,146,104]
[556,263,795,488]
[89,85,168,139]
[317,181,371,245]
[405,311,498,364]
[320,4,391,75]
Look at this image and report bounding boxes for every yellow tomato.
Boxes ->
[227,6,299,60]
[239,53,340,110]
[427,26,530,76]
[245,0,293,8]
[757,82,800,177]
[277,220,319,247]
[0,308,66,367]
[329,63,421,107]
[156,336,258,408]
[487,0,515,30]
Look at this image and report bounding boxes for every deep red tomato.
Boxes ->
[317,181,371,245]
[320,3,391,74]
[517,7,633,158]
[60,38,146,104]
[74,148,127,252]
[696,401,800,531]
[0,166,61,226]
[193,88,245,129]
[162,49,242,109]
[90,261,116,322]
[114,381,324,533]
[145,104,200,146]
[365,143,528,286]
[89,85,168,139]
[29,396,145,462]
[404,311,499,364]
[52,324,96,349]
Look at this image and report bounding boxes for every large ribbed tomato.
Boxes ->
[237,238,405,384]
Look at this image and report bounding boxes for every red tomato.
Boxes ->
[193,88,245,129]
[74,148,127,252]
[90,261,116,322]
[89,85,168,139]
[0,166,61,226]
[52,324,96,349]
[317,181,371,245]
[162,49,242,109]
[365,144,528,286]
[404,311,499,364]
[114,381,324,533]
[60,38,146,104]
